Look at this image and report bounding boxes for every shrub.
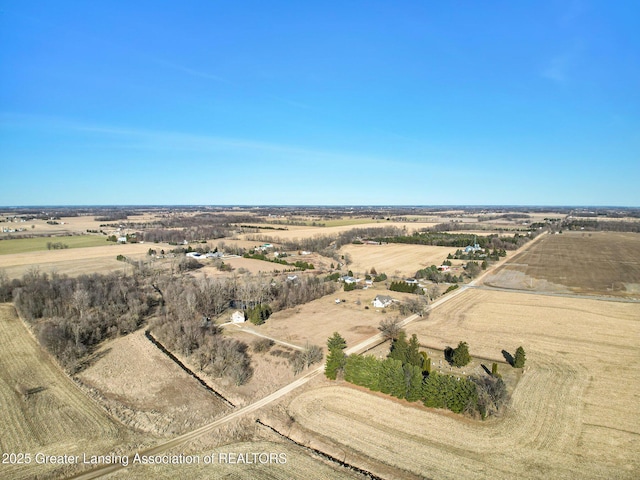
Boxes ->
[514,346,526,368]
[451,341,471,367]
[246,304,272,325]
[252,338,274,353]
[445,284,459,294]
[373,273,387,282]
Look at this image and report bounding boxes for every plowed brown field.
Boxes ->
[482,231,640,297]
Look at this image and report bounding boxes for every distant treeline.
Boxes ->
[238,224,288,231]
[130,213,257,230]
[374,232,535,251]
[138,226,232,244]
[477,213,531,222]
[94,210,131,221]
[562,220,640,233]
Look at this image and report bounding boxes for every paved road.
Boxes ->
[67,233,548,479]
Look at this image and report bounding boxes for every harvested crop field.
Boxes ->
[482,231,640,297]
[339,243,456,277]
[77,329,231,436]
[0,304,138,480]
[288,288,640,479]
[240,221,437,243]
[0,243,158,279]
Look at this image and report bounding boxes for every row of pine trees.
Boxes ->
[325,331,523,417]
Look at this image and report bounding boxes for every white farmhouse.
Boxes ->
[372,295,394,308]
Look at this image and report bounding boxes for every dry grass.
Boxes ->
[339,243,456,277]
[254,286,417,351]
[77,329,231,436]
[288,289,640,479]
[0,304,138,480]
[194,257,293,277]
[482,231,640,297]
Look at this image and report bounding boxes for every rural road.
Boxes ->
[67,232,547,479]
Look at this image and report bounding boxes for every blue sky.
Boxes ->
[1,1,638,206]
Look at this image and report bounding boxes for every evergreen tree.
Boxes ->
[514,346,526,368]
[325,332,347,380]
[452,341,471,367]
[404,364,424,402]
[379,358,404,397]
[419,351,431,373]
[388,330,409,364]
[325,349,346,380]
[327,332,347,351]
[345,354,381,391]
[406,334,422,368]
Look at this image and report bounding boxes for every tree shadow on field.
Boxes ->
[502,349,514,367]
[444,346,454,365]
[74,347,112,373]
[481,364,492,376]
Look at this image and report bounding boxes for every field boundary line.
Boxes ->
[468,284,640,303]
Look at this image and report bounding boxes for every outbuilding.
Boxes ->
[231,311,245,323]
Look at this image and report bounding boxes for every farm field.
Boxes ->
[0,304,140,480]
[0,214,139,238]
[288,288,640,479]
[482,231,640,297]
[77,329,232,436]
[0,242,160,279]
[0,234,108,255]
[339,243,457,277]
[239,221,437,243]
[194,257,295,277]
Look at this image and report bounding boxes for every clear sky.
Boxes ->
[1,1,638,206]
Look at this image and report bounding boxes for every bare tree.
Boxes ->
[378,317,403,341]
